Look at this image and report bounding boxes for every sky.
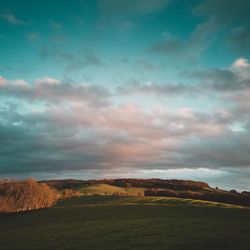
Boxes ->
[1,0,250,191]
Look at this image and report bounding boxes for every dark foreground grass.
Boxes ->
[1,196,250,250]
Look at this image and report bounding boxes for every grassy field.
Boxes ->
[56,195,244,208]
[78,183,144,196]
[1,196,250,250]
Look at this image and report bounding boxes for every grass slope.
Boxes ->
[56,195,244,208]
[1,196,250,250]
[78,184,144,196]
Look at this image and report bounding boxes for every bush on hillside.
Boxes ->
[0,179,59,213]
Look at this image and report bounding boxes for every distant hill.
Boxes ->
[42,178,209,191]
[42,178,250,207]
[78,183,144,196]
[1,178,250,213]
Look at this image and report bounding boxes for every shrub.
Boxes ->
[0,179,59,213]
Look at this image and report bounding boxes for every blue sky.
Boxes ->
[1,0,247,83]
[1,0,250,190]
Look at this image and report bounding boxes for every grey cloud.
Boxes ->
[40,46,105,72]
[150,0,250,59]
[1,67,250,177]
[97,0,170,31]
[194,0,250,54]
[135,59,160,71]
[117,66,250,97]
[117,80,191,96]
[0,82,234,176]
[229,90,250,120]
[149,17,218,61]
[116,62,250,132]
[180,132,250,169]
[0,77,111,107]
[0,124,108,174]
[182,65,250,126]
[149,35,183,54]
[182,66,250,92]
[193,0,250,26]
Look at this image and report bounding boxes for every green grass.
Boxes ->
[78,183,144,196]
[0,196,250,250]
[56,195,244,208]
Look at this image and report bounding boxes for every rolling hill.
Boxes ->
[78,183,144,196]
[1,196,250,250]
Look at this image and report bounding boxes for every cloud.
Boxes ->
[0,11,26,25]
[97,0,170,31]
[193,0,250,26]
[180,132,250,169]
[0,76,110,107]
[181,57,250,93]
[181,57,250,128]
[0,96,230,175]
[134,59,160,71]
[40,46,105,72]
[149,32,183,54]
[232,57,250,79]
[193,0,250,54]
[0,76,7,86]
[0,74,232,175]
[117,80,190,96]
[0,66,250,178]
[35,77,60,86]
[149,0,250,61]
[232,57,250,68]
[117,57,250,97]
[149,18,218,61]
